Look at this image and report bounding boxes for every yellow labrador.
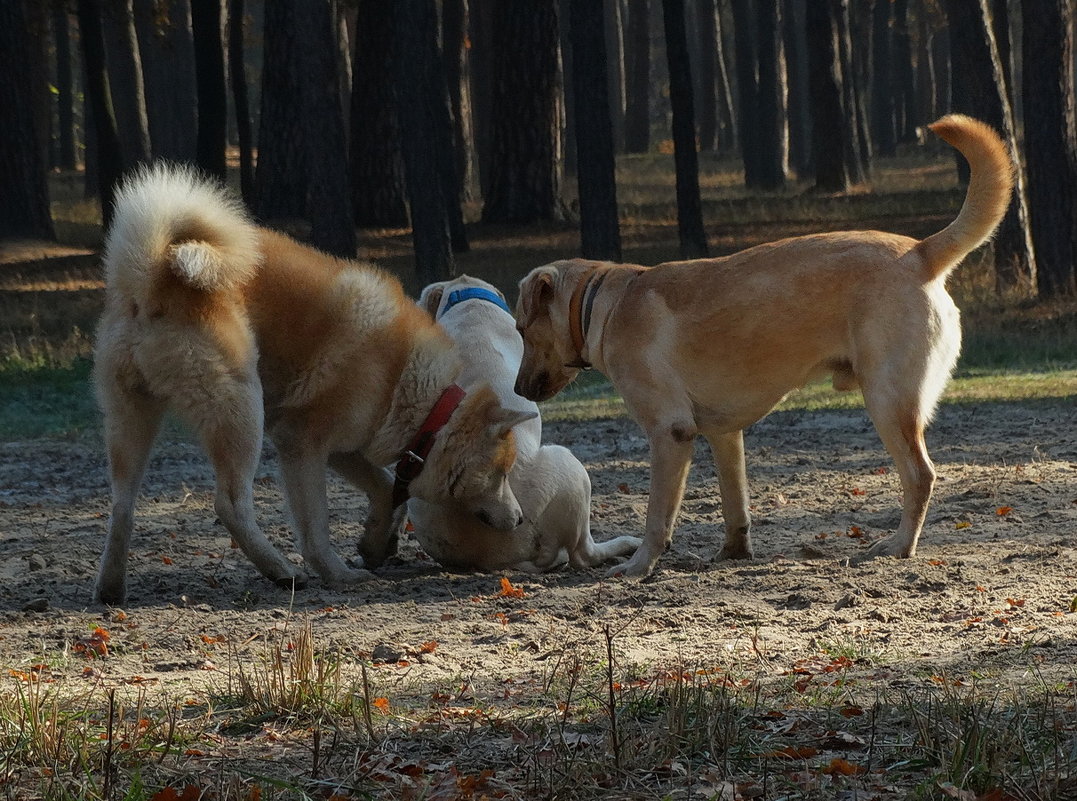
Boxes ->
[513,115,1013,577]
[94,165,532,603]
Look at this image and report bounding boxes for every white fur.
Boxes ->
[408,276,640,572]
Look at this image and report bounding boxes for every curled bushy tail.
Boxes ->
[915,115,1014,281]
[104,164,261,304]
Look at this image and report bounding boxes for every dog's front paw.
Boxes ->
[717,542,754,561]
[322,565,375,589]
[852,535,913,564]
[271,567,309,592]
[606,552,656,579]
[93,581,127,607]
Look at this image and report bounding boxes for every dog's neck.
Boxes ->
[367,332,463,466]
[567,265,644,371]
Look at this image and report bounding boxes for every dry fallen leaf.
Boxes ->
[496,577,525,599]
[996,506,1013,516]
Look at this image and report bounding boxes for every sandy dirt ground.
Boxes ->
[1,395,1075,704]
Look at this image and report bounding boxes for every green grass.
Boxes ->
[0,355,97,440]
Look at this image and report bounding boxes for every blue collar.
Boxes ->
[441,287,513,317]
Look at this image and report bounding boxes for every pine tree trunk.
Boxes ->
[892,0,918,143]
[836,0,867,182]
[53,4,78,170]
[299,2,356,257]
[0,0,54,239]
[663,0,708,257]
[730,0,760,185]
[714,0,737,152]
[694,0,719,152]
[392,0,458,281]
[805,0,847,191]
[605,0,626,153]
[481,0,563,224]
[944,0,1033,291]
[350,0,408,228]
[77,0,126,227]
[442,0,476,201]
[870,0,895,157]
[623,0,651,153]
[754,0,788,189]
[783,0,811,175]
[469,0,495,196]
[134,0,197,163]
[570,0,622,260]
[228,0,254,201]
[191,0,227,180]
[1022,0,1077,297]
[102,0,151,164]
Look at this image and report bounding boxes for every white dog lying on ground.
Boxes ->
[408,276,640,572]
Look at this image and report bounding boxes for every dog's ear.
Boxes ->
[418,283,446,317]
[516,267,556,328]
[486,405,539,438]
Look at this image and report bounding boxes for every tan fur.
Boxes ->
[94,165,530,603]
[513,114,1014,577]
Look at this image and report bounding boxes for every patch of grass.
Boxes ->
[0,354,97,440]
[2,623,1072,800]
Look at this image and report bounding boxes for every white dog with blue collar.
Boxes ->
[411,275,640,572]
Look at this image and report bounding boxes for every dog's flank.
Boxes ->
[513,114,1014,578]
[94,165,528,602]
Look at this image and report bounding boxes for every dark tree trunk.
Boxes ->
[715,0,737,151]
[133,0,197,163]
[570,0,622,260]
[663,0,708,258]
[0,0,54,239]
[558,0,576,174]
[1022,0,1077,297]
[53,4,78,170]
[944,0,1033,290]
[256,0,356,257]
[605,0,626,152]
[77,0,126,227]
[469,0,495,195]
[805,0,848,191]
[442,0,476,201]
[730,0,761,185]
[228,0,254,202]
[694,0,719,152]
[350,0,408,228]
[932,14,951,116]
[102,0,151,164]
[836,0,867,182]
[869,0,895,157]
[754,0,787,188]
[892,0,918,143]
[915,2,938,124]
[481,0,563,224]
[392,0,460,281]
[624,0,651,153]
[191,0,227,180]
[783,0,811,175]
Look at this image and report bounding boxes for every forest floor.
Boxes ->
[0,160,1075,799]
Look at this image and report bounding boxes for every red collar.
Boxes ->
[392,384,466,508]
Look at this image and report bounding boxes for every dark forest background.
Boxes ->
[2,0,1076,301]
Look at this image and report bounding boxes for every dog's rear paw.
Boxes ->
[323,567,375,588]
[93,584,127,607]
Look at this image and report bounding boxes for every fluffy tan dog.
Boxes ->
[94,165,533,603]
[513,115,1014,577]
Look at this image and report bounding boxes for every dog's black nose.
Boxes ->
[476,509,492,527]
[515,511,524,528]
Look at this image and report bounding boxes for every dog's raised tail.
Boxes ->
[915,115,1014,281]
[104,164,261,302]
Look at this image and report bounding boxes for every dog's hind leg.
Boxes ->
[95,383,166,605]
[858,396,936,561]
[329,452,406,570]
[704,429,753,560]
[276,437,371,587]
[202,379,309,590]
[539,448,639,568]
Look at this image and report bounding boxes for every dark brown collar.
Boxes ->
[392,384,466,509]
[566,267,612,369]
